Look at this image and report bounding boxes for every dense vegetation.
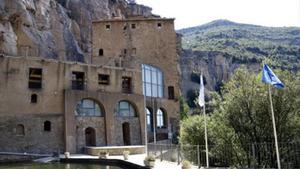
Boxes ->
[178,20,300,71]
[179,68,300,167]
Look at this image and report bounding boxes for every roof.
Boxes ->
[92,17,175,23]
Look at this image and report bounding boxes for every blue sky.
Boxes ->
[135,0,300,30]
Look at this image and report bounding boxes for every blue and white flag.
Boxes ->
[198,74,205,107]
[262,64,284,89]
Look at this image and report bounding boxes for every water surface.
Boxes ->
[0,163,124,169]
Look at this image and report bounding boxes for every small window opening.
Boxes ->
[16,124,25,136]
[28,68,42,89]
[168,86,175,100]
[72,72,85,90]
[157,23,162,28]
[132,48,136,55]
[98,74,110,85]
[31,94,38,103]
[131,24,136,29]
[123,49,127,55]
[122,77,132,94]
[99,49,104,56]
[123,26,127,30]
[106,24,111,30]
[44,121,51,132]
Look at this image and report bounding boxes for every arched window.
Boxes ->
[44,121,51,132]
[16,124,25,136]
[142,64,163,98]
[146,108,153,131]
[115,101,137,117]
[75,99,103,117]
[157,109,166,128]
[31,94,37,103]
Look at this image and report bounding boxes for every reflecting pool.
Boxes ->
[0,163,124,169]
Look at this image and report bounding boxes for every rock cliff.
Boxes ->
[0,0,154,62]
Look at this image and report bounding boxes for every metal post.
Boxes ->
[197,145,200,168]
[268,85,281,169]
[143,92,148,154]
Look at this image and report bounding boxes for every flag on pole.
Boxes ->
[198,74,205,107]
[262,64,284,89]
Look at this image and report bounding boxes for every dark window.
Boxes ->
[98,74,110,85]
[44,121,51,132]
[157,23,162,28]
[28,68,42,89]
[72,72,85,90]
[106,24,111,30]
[168,86,175,99]
[123,25,127,30]
[16,124,25,136]
[123,49,127,55]
[131,24,136,29]
[132,48,136,55]
[122,77,132,93]
[31,94,37,103]
[99,49,104,56]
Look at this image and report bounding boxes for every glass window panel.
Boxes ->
[146,83,151,97]
[120,101,128,109]
[145,69,151,83]
[151,71,157,84]
[75,99,102,117]
[157,72,162,85]
[152,84,158,97]
[158,85,163,97]
[82,99,94,108]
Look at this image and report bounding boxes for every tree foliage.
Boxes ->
[179,67,300,167]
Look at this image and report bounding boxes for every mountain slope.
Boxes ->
[178,20,300,107]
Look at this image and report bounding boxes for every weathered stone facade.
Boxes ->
[0,16,180,155]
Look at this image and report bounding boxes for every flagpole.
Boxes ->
[203,104,209,168]
[268,85,281,169]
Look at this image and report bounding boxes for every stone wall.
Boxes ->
[0,114,64,154]
[114,117,142,146]
[75,117,106,152]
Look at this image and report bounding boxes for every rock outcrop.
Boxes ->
[0,0,155,62]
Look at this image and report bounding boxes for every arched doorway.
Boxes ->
[85,127,96,146]
[122,122,131,145]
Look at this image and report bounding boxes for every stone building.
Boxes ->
[0,17,180,154]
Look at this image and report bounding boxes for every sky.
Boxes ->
[135,0,300,30]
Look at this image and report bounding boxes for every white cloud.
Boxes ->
[135,0,300,29]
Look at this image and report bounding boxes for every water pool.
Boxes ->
[0,163,124,169]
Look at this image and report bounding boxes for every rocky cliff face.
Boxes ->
[0,0,154,62]
[180,49,260,98]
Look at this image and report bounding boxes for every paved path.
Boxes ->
[63,154,199,169]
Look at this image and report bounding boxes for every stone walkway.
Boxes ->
[63,154,199,169]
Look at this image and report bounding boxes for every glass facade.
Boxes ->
[115,101,136,117]
[142,64,163,98]
[75,99,102,116]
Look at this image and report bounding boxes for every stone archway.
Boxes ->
[85,127,96,146]
[122,122,131,145]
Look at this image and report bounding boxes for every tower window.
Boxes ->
[131,24,136,29]
[44,121,51,132]
[122,77,132,94]
[168,86,175,99]
[28,68,42,89]
[99,49,104,56]
[106,24,111,30]
[157,23,162,28]
[123,49,127,55]
[71,71,85,90]
[98,74,110,85]
[16,124,25,136]
[31,94,38,103]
